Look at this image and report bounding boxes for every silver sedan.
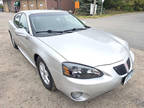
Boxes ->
[8,10,135,101]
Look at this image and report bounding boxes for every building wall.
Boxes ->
[37,0,47,9]
[3,0,17,12]
[28,0,37,10]
[3,0,74,12]
[47,0,57,9]
[60,0,74,11]
[21,0,28,10]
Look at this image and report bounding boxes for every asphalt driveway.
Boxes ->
[84,12,144,50]
[0,12,144,108]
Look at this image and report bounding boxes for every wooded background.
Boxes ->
[104,0,144,11]
[77,0,144,15]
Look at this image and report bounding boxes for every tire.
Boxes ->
[9,31,18,49]
[37,57,56,91]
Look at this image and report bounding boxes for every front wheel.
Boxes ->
[37,57,56,91]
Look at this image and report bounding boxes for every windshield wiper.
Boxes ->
[63,28,87,33]
[36,30,63,34]
[36,28,88,34]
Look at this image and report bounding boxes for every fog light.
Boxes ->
[71,92,83,99]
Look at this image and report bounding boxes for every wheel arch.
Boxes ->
[33,51,63,90]
[34,53,51,71]
[34,53,57,90]
[34,53,40,66]
[8,30,12,37]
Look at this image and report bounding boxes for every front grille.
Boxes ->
[113,64,127,75]
[127,58,131,70]
[114,58,131,75]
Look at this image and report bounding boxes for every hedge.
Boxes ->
[103,0,144,11]
[76,0,144,15]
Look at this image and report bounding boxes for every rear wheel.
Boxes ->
[37,57,56,91]
[9,31,18,49]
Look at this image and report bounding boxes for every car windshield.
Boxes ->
[29,12,88,36]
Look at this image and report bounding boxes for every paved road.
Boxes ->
[84,12,144,50]
[0,12,144,108]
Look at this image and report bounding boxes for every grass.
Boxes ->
[75,10,134,19]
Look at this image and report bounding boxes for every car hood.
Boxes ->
[38,28,128,67]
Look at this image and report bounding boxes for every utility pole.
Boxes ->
[93,0,97,15]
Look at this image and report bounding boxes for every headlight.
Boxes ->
[62,62,103,79]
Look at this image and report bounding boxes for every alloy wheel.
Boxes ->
[39,62,50,85]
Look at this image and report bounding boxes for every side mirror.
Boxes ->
[15,28,28,37]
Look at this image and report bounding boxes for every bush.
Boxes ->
[0,4,3,9]
[103,0,144,11]
[76,0,144,15]
[76,0,93,15]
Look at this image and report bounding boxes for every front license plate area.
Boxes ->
[122,70,134,85]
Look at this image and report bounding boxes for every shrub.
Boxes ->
[76,0,93,15]
[0,4,3,9]
[76,0,144,15]
[103,0,144,11]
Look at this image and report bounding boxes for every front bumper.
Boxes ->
[57,51,134,101]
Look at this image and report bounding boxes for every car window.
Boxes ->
[19,14,29,33]
[14,13,21,27]
[30,13,86,37]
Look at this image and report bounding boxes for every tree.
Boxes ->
[76,0,93,15]
[103,0,144,11]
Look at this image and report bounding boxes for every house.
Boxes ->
[2,0,75,12]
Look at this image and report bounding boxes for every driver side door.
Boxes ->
[15,13,32,60]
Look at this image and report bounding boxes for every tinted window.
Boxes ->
[19,14,29,32]
[30,12,86,36]
[14,13,21,27]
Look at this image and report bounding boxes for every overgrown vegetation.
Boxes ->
[0,4,3,9]
[104,0,144,11]
[76,0,144,15]
[76,0,93,15]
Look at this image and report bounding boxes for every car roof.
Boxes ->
[19,10,68,16]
